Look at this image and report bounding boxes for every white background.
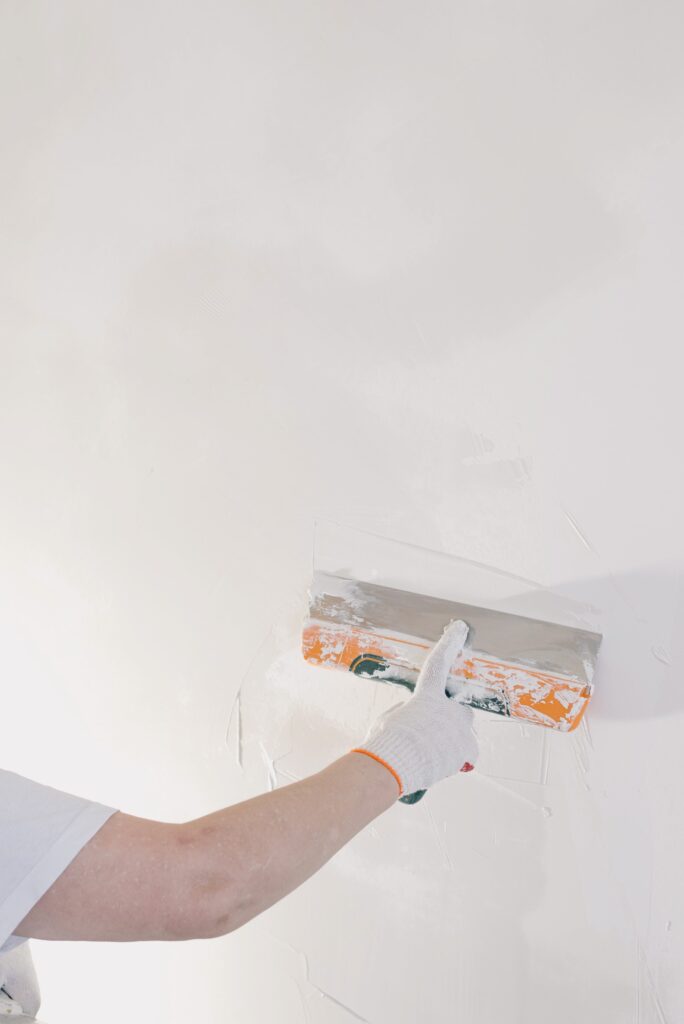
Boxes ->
[1,2,683,1021]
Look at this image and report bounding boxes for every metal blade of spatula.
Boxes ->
[302,569,602,733]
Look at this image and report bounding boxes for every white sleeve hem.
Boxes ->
[0,802,118,952]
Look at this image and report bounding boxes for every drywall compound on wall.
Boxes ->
[3,2,684,1022]
[225,527,679,1023]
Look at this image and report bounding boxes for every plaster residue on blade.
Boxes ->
[307,570,602,684]
[307,572,380,627]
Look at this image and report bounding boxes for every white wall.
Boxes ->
[1,2,683,1021]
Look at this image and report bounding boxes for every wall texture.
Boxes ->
[1,2,683,1021]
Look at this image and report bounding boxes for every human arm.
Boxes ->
[14,752,397,942]
[15,620,477,943]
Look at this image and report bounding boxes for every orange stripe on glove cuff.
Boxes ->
[351,748,404,796]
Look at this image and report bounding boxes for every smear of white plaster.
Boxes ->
[580,717,594,751]
[277,935,371,1024]
[651,646,672,666]
[308,573,372,625]
[294,981,311,1024]
[561,507,596,554]
[310,987,371,1023]
[225,687,244,770]
[426,805,455,872]
[571,732,591,778]
[259,740,278,792]
[638,941,670,1024]
[539,731,551,785]
[236,691,243,769]
[473,772,543,813]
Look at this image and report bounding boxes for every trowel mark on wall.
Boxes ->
[310,986,371,1023]
[474,772,547,815]
[651,646,672,666]
[426,805,455,872]
[462,433,533,488]
[570,747,592,793]
[251,717,297,792]
[571,727,592,778]
[274,937,371,1023]
[637,941,670,1024]
[560,507,596,554]
[225,687,244,770]
[258,741,295,792]
[224,627,277,766]
[294,981,311,1024]
[580,716,594,751]
[469,431,496,458]
[568,741,670,1022]
[539,731,551,786]
[259,741,278,792]
[315,518,544,589]
[235,691,243,769]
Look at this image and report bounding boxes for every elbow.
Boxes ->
[191,889,263,941]
[170,822,258,940]
[185,893,253,941]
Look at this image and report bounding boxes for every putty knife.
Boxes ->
[302,571,602,800]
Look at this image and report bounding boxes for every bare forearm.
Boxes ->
[183,752,397,935]
[13,625,475,947]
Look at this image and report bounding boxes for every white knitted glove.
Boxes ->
[353,620,478,799]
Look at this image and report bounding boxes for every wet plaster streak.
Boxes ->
[225,688,244,770]
[259,741,278,792]
[310,985,371,1022]
[276,938,372,1023]
[561,507,596,554]
[638,941,670,1024]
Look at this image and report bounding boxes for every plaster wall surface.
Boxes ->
[1,3,683,1021]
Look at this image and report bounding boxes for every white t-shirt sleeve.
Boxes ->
[0,769,118,954]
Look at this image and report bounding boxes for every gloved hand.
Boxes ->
[352,620,478,799]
